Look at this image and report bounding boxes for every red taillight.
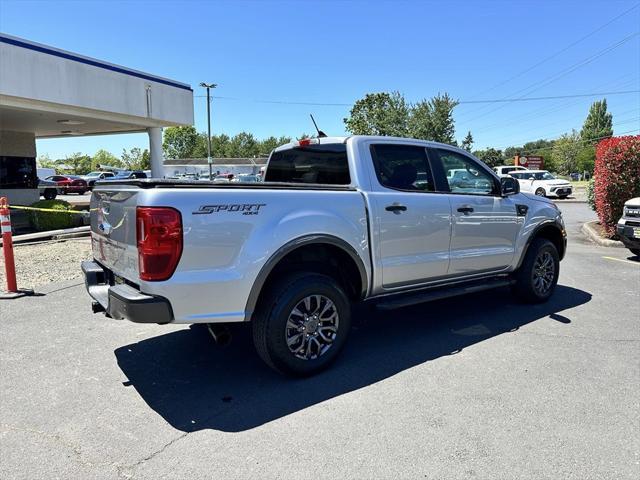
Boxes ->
[136,207,183,281]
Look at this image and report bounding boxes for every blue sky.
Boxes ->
[1,0,639,159]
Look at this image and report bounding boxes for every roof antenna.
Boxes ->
[310,114,327,138]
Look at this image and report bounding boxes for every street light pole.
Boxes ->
[199,82,217,180]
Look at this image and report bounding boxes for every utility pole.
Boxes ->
[199,82,217,180]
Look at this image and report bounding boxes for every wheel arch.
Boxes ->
[245,234,369,321]
[516,220,566,269]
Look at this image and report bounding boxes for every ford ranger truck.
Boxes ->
[82,136,567,376]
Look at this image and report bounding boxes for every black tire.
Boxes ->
[512,238,559,303]
[535,188,546,197]
[252,272,351,376]
[43,188,57,200]
[630,248,640,257]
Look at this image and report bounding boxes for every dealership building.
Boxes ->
[0,33,194,205]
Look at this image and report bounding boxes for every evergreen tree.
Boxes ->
[580,99,613,144]
[461,131,474,152]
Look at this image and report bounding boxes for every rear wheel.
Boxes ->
[512,238,559,303]
[252,272,351,376]
[43,188,57,200]
[535,188,546,197]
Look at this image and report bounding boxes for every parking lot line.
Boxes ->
[602,256,639,266]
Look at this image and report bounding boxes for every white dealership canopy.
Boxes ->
[0,33,194,204]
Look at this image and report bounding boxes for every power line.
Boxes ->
[457,90,639,105]
[497,126,639,152]
[193,89,639,106]
[469,75,639,134]
[462,3,640,102]
[459,30,640,123]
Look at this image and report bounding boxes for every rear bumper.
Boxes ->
[81,260,173,324]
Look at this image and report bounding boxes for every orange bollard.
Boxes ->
[1,196,18,293]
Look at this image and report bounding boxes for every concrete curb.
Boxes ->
[581,221,624,248]
[553,199,587,204]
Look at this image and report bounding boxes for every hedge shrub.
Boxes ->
[29,199,79,232]
[594,135,640,237]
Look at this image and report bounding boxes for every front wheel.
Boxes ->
[252,273,351,376]
[512,238,559,303]
[43,188,57,200]
[535,188,546,197]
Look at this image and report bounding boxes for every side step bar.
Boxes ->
[375,277,514,311]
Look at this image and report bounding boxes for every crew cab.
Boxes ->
[509,170,572,198]
[82,136,566,376]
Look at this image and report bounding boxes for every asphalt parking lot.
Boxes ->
[1,203,638,479]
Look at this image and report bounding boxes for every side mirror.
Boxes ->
[501,176,520,196]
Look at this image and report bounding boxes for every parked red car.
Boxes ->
[45,175,88,195]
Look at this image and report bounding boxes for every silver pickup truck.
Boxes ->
[82,135,566,375]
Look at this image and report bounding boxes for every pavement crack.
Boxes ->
[118,431,190,479]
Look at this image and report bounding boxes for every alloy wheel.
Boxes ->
[285,294,340,360]
[532,251,555,295]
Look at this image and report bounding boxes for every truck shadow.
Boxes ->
[115,285,590,433]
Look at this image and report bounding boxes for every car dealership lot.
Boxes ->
[1,203,638,479]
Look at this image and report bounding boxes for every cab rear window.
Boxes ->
[265,144,350,185]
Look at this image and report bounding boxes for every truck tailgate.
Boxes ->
[90,186,140,281]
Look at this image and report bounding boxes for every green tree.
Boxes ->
[551,130,582,175]
[580,99,613,144]
[576,144,595,174]
[121,147,150,170]
[259,136,291,156]
[212,134,231,158]
[344,91,409,137]
[409,92,459,144]
[473,147,504,168]
[163,125,198,159]
[36,154,57,170]
[461,131,474,152]
[65,152,92,175]
[92,149,121,170]
[225,132,259,157]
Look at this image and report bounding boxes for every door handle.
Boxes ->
[457,206,474,214]
[385,203,407,213]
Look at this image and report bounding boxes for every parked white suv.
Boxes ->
[494,165,529,177]
[509,170,572,199]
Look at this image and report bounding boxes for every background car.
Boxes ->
[45,175,88,194]
[81,171,116,189]
[616,197,640,257]
[37,178,58,200]
[111,171,147,180]
[509,170,572,198]
[230,173,261,183]
[494,165,529,177]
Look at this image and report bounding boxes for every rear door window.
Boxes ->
[369,144,434,192]
[265,143,350,184]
